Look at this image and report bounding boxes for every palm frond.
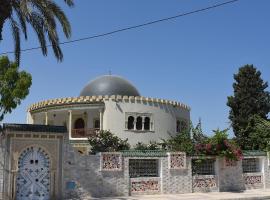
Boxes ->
[64,0,74,7]
[13,7,28,40]
[27,12,47,56]
[9,17,21,65]
[46,1,71,38]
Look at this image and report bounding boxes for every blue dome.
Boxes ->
[80,75,140,97]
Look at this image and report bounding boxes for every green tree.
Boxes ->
[191,118,208,144]
[227,65,270,149]
[0,56,32,121]
[88,130,130,154]
[0,0,73,64]
[245,115,270,151]
[162,130,194,155]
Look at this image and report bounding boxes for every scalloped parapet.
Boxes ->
[27,95,190,112]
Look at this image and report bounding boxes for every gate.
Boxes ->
[16,146,50,200]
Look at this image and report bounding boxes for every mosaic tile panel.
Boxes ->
[100,152,122,171]
[168,152,186,169]
[130,178,160,194]
[193,177,217,188]
[244,175,262,185]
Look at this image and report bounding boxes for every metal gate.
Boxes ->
[16,146,50,200]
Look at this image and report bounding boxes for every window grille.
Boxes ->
[242,158,260,173]
[129,159,159,178]
[192,159,215,175]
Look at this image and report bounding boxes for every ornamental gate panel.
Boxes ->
[16,146,50,200]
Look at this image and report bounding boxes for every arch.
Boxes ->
[74,118,85,129]
[136,116,142,130]
[144,117,150,131]
[127,116,134,130]
[16,146,51,200]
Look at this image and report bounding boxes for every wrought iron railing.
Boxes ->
[71,128,99,138]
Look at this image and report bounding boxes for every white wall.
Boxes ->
[103,99,190,146]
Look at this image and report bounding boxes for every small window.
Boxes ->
[192,159,215,175]
[144,117,150,130]
[242,158,260,173]
[74,118,85,129]
[128,116,134,130]
[129,159,159,178]
[176,120,181,133]
[94,119,100,129]
[136,116,142,130]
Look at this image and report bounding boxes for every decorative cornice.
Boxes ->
[27,95,190,113]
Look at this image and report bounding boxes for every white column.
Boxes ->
[68,110,72,139]
[142,116,145,130]
[134,117,137,131]
[45,112,48,125]
[99,109,103,130]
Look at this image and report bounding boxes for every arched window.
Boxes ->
[136,116,142,130]
[176,120,181,133]
[74,118,85,129]
[94,119,100,129]
[144,117,150,131]
[128,116,134,130]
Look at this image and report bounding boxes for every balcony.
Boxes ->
[71,128,99,138]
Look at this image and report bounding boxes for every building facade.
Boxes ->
[26,75,190,152]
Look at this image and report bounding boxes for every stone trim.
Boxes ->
[28,95,190,112]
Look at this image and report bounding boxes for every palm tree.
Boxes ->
[0,0,74,64]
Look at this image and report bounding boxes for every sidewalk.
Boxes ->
[94,189,270,200]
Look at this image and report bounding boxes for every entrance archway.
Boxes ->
[16,146,50,200]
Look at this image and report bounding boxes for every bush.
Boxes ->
[134,141,160,150]
[162,130,194,155]
[88,130,130,153]
[195,129,242,161]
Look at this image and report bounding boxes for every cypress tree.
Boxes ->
[227,65,270,149]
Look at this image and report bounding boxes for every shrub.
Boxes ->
[88,130,130,153]
[134,141,160,150]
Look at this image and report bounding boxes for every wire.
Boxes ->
[0,0,240,55]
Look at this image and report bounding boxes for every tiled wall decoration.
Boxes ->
[193,176,217,188]
[130,178,160,194]
[100,152,122,171]
[244,175,262,185]
[168,152,186,169]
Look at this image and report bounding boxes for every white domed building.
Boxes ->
[26,75,190,152]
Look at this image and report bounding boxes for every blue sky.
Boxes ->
[1,0,270,136]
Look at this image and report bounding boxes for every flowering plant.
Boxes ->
[194,129,242,161]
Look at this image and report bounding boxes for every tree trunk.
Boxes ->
[0,0,12,40]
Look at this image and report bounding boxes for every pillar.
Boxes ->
[99,109,103,130]
[68,110,72,139]
[45,112,48,125]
